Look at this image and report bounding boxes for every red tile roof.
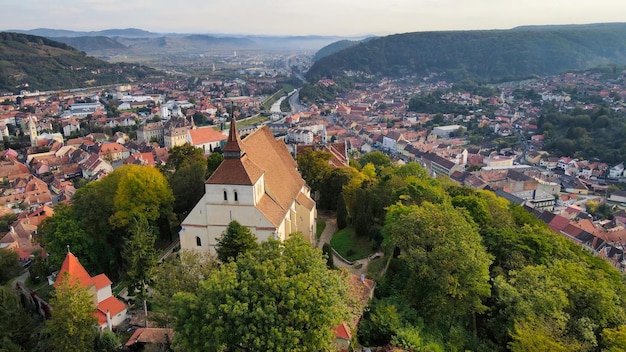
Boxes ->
[92,273,112,290]
[95,296,127,325]
[188,127,227,145]
[54,252,94,289]
[334,322,352,340]
[125,328,175,346]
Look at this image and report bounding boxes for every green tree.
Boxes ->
[38,203,98,273]
[322,242,334,269]
[385,202,492,329]
[111,164,175,229]
[602,325,626,352]
[150,251,218,327]
[0,213,18,232]
[123,216,158,301]
[296,149,333,195]
[165,143,204,171]
[172,234,349,351]
[336,192,349,230]
[0,285,39,351]
[169,156,206,217]
[0,250,22,284]
[94,330,121,352]
[45,272,97,352]
[28,249,50,284]
[359,151,391,168]
[215,220,258,263]
[206,152,224,178]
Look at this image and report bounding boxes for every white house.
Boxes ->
[187,127,228,154]
[609,163,625,179]
[180,119,317,255]
[54,252,127,331]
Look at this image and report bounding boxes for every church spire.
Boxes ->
[223,114,245,159]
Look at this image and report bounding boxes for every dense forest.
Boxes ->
[313,37,374,62]
[0,32,162,93]
[298,150,626,351]
[306,23,626,82]
[538,103,626,164]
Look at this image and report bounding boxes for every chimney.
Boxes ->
[360,274,365,283]
[105,309,112,331]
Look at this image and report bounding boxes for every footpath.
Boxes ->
[316,214,380,276]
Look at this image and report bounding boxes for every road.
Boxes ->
[288,89,307,113]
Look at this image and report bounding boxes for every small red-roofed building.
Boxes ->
[333,322,352,352]
[187,127,227,155]
[125,327,174,349]
[54,252,127,330]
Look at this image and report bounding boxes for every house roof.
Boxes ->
[333,322,352,340]
[95,296,127,326]
[207,124,307,227]
[207,156,263,186]
[92,273,112,290]
[125,328,175,346]
[188,127,227,145]
[54,252,95,289]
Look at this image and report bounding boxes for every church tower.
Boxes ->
[28,115,38,147]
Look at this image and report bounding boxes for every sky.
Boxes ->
[4,0,626,37]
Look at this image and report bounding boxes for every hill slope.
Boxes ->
[313,37,375,62]
[50,36,127,52]
[0,32,162,93]
[306,23,626,81]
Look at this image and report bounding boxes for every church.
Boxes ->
[179,118,317,254]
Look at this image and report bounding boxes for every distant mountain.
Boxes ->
[8,28,160,38]
[5,28,364,54]
[0,32,162,93]
[50,36,127,52]
[306,23,626,81]
[313,37,375,62]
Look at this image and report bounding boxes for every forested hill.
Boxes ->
[306,23,626,81]
[0,32,161,93]
[313,37,375,62]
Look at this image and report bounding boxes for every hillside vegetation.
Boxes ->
[299,150,626,351]
[307,24,626,81]
[313,37,375,61]
[0,32,162,93]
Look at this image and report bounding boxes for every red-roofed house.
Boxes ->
[54,252,127,330]
[187,127,227,154]
[333,322,351,352]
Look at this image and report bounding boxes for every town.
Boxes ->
[3,52,626,350]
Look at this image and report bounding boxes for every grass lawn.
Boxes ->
[316,220,326,240]
[330,226,373,262]
[238,115,269,127]
[366,256,387,279]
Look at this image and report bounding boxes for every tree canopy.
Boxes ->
[215,220,258,263]
[172,234,349,351]
[44,273,97,352]
[41,164,174,279]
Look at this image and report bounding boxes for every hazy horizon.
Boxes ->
[4,0,626,37]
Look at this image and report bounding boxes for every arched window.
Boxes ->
[223,190,228,201]
[234,191,238,202]
[196,236,202,246]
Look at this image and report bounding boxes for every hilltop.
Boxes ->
[0,32,162,93]
[306,23,626,81]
